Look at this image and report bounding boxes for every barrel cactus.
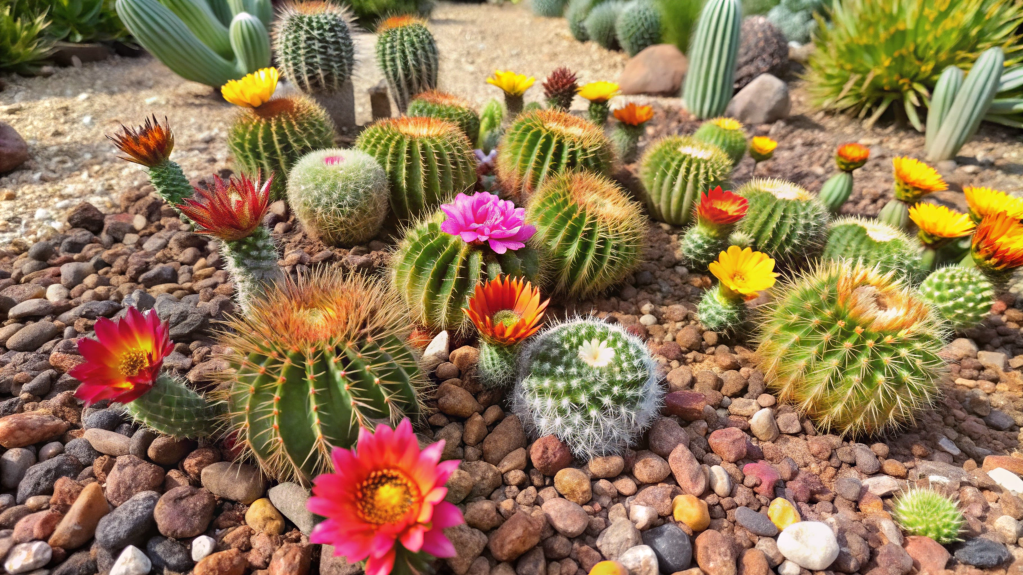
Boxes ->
[918,266,994,332]
[616,0,662,57]
[532,0,569,16]
[584,1,624,50]
[693,117,747,165]
[893,488,964,544]
[822,217,924,283]
[735,178,829,266]
[375,16,439,112]
[408,90,481,144]
[679,187,749,271]
[638,136,732,226]
[272,2,356,95]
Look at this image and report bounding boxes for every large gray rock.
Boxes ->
[726,73,791,124]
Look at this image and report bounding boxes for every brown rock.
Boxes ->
[49,478,84,515]
[647,418,689,458]
[154,486,216,539]
[147,436,195,466]
[618,45,688,96]
[664,391,707,421]
[633,451,671,484]
[48,482,109,550]
[695,529,738,575]
[182,447,221,481]
[708,428,748,463]
[12,510,62,543]
[488,511,542,562]
[669,443,707,496]
[269,544,312,575]
[738,549,769,575]
[0,122,29,173]
[554,468,592,505]
[437,383,483,418]
[196,548,247,575]
[903,536,950,574]
[530,435,574,476]
[0,413,68,448]
[483,415,525,465]
[983,455,1023,475]
[588,456,625,479]
[104,455,165,506]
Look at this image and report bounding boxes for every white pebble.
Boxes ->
[33,208,51,220]
[778,560,801,575]
[777,521,839,570]
[191,535,217,562]
[4,542,52,574]
[990,468,1023,495]
[111,545,151,575]
[82,115,93,126]
[421,331,450,371]
[709,465,732,498]
[628,504,658,530]
[639,314,658,326]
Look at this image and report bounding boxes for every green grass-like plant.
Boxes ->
[0,5,54,75]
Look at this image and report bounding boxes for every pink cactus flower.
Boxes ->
[440,192,535,254]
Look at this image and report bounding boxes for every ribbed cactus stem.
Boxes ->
[697,285,746,332]
[375,17,439,113]
[125,374,221,438]
[926,47,1004,162]
[818,171,853,215]
[683,0,741,118]
[589,101,611,125]
[148,160,194,209]
[878,199,910,229]
[925,66,965,152]
[680,222,731,271]
[478,342,518,389]
[221,226,283,313]
[611,123,644,163]
[637,136,732,226]
[919,266,994,332]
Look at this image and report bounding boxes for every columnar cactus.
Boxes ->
[512,318,662,459]
[616,0,662,57]
[286,149,389,247]
[683,0,741,118]
[108,116,193,211]
[272,2,356,95]
[693,117,747,165]
[735,178,829,266]
[926,47,1005,162]
[893,488,964,544]
[924,65,965,153]
[355,117,477,223]
[584,1,624,50]
[408,90,481,144]
[918,266,994,332]
[757,262,948,436]
[822,217,924,283]
[638,136,732,226]
[526,171,645,298]
[679,187,749,271]
[375,16,439,112]
[497,109,614,202]
[217,269,426,484]
[819,143,870,214]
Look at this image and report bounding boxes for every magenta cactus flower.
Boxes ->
[440,192,536,254]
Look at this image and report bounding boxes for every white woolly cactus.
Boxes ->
[286,148,390,247]
[512,318,662,460]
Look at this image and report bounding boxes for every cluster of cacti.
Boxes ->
[679,187,748,270]
[532,0,569,17]
[698,246,777,332]
[355,116,477,223]
[765,0,824,43]
[736,179,829,266]
[408,90,481,144]
[566,0,606,41]
[822,217,925,283]
[511,318,662,459]
[638,136,732,226]
[478,98,505,153]
[615,0,662,56]
[108,116,193,213]
[584,1,624,50]
[375,16,439,112]
[526,172,645,298]
[497,109,614,201]
[543,67,580,111]
[893,488,965,544]
[918,266,994,332]
[757,261,948,436]
[925,47,1005,162]
[819,143,870,214]
[115,0,271,88]
[693,117,748,165]
[286,149,390,247]
[216,269,425,483]
[682,0,742,119]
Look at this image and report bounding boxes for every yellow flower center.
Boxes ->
[357,469,420,525]
[493,310,521,328]
[118,349,148,377]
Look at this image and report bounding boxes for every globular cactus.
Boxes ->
[926,47,1005,162]
[735,178,829,266]
[497,109,614,202]
[679,187,749,271]
[408,90,481,144]
[543,67,580,111]
[822,217,924,283]
[918,266,994,332]
[819,143,870,214]
[286,149,389,247]
[216,269,426,484]
[375,16,439,112]
[478,98,505,153]
[693,117,747,165]
[893,488,964,544]
[567,0,606,41]
[127,375,221,438]
[272,2,356,95]
[532,0,569,17]
[584,1,624,50]
[683,0,741,119]
[638,136,732,226]
[757,261,948,436]
[511,318,662,459]
[355,117,477,223]
[616,0,661,57]
[526,171,645,298]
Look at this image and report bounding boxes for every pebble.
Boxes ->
[488,511,542,562]
[63,438,100,467]
[993,515,1021,543]
[707,428,747,462]
[39,442,64,462]
[862,475,900,497]
[632,451,671,484]
[421,331,450,371]
[709,465,732,497]
[111,545,151,575]
[95,491,159,550]
[268,482,314,534]
[672,494,709,532]
[542,497,589,538]
[245,498,285,535]
[105,455,165,506]
[0,413,68,449]
[952,538,1011,568]
[735,506,778,537]
[642,523,691,573]
[629,504,658,530]
[620,545,658,575]
[5,321,60,351]
[833,477,862,501]
[588,455,626,479]
[191,535,217,562]
[595,519,642,561]
[749,409,779,442]
[83,429,131,456]
[903,535,950,573]
[988,468,1023,495]
[777,560,800,575]
[554,468,592,505]
[194,548,246,575]
[49,482,109,550]
[18,454,82,504]
[776,522,839,570]
[531,435,574,476]
[669,444,707,496]
[588,561,628,575]
[200,462,267,503]
[4,541,52,574]
[146,536,193,573]
[767,498,799,531]
[694,529,738,575]
[153,486,215,539]
[1,449,36,490]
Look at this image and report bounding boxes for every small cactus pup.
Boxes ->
[526,171,645,298]
[355,117,477,223]
[616,0,661,57]
[177,173,284,314]
[735,178,829,267]
[392,192,540,331]
[969,211,1023,289]
[757,262,949,436]
[748,136,777,176]
[697,246,778,332]
[108,116,193,211]
[610,103,654,163]
[819,143,869,214]
[578,81,620,125]
[497,109,614,202]
[466,276,549,388]
[376,16,439,112]
[408,90,481,144]
[223,67,336,198]
[286,149,389,247]
[478,98,506,153]
[877,157,947,229]
[822,217,925,283]
[964,185,1023,224]
[918,266,994,332]
[893,488,964,544]
[693,117,747,165]
[511,318,663,460]
[543,67,580,111]
[908,203,975,271]
[487,70,536,119]
[216,268,426,483]
[680,187,749,271]
[70,307,218,438]
[637,135,732,226]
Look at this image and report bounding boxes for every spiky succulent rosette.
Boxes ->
[822,217,925,283]
[893,488,964,544]
[466,276,549,388]
[918,266,994,332]
[757,262,948,436]
[543,67,579,110]
[108,116,193,210]
[679,187,748,271]
[215,268,426,483]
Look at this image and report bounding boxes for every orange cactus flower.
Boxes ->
[972,212,1023,273]
[893,157,946,202]
[613,103,654,126]
[836,143,869,171]
[964,186,1023,223]
[696,187,748,227]
[108,115,175,168]
[465,276,549,346]
[177,173,273,242]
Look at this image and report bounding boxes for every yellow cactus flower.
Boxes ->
[709,246,779,300]
[221,67,279,109]
[749,136,777,162]
[909,203,975,246]
[892,157,946,202]
[964,186,1023,223]
[577,81,620,103]
[487,70,535,97]
[710,117,743,131]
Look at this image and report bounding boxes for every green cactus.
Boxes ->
[355,117,477,224]
[736,178,829,266]
[126,375,222,438]
[584,1,624,50]
[478,98,505,153]
[107,116,193,215]
[115,0,271,88]
[637,136,732,226]
[390,215,541,332]
[567,0,607,41]
[272,2,356,95]
[918,266,994,332]
[822,217,925,283]
[478,343,519,389]
[926,47,1005,162]
[610,123,643,163]
[408,90,482,145]
[757,261,948,436]
[925,65,965,152]
[375,16,439,112]
[511,318,662,460]
[893,488,964,544]
[693,117,747,165]
[221,225,285,311]
[728,229,754,249]
[819,172,854,215]
[218,269,425,484]
[616,0,662,56]
[497,109,615,202]
[286,149,390,247]
[683,0,741,118]
[698,286,746,332]
[526,171,645,298]
[532,0,569,17]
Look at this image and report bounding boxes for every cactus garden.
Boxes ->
[6,0,1023,574]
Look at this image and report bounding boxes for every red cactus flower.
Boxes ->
[177,173,273,242]
[696,187,748,227]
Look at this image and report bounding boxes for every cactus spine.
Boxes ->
[375,16,439,112]
[693,117,747,165]
[918,266,994,332]
[272,2,356,95]
[893,488,964,544]
[736,179,829,266]
[616,0,662,57]
[511,318,662,460]
[408,90,482,144]
[126,375,221,438]
[822,217,925,283]
[637,136,732,226]
[926,47,1004,162]
[682,0,741,119]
